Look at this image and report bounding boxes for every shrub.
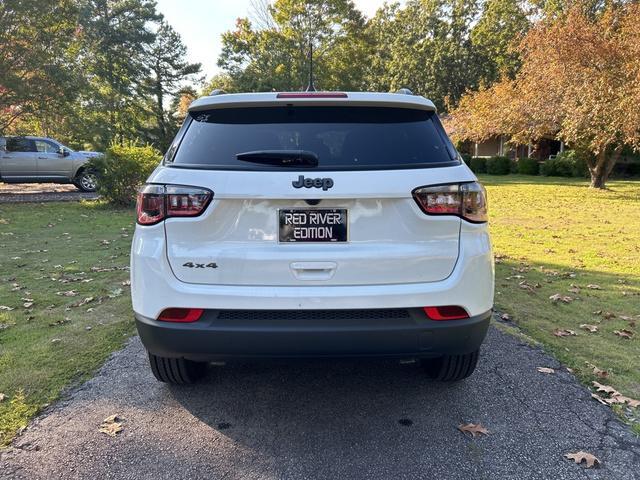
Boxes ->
[460,153,472,165]
[486,156,511,175]
[469,157,487,174]
[516,157,540,175]
[540,150,588,178]
[88,142,162,205]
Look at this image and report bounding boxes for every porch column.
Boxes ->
[560,141,565,153]
[527,143,532,157]
[474,142,478,157]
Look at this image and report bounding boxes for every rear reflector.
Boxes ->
[276,92,348,98]
[158,308,204,323]
[423,306,469,321]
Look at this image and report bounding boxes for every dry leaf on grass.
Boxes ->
[553,329,577,337]
[586,284,602,290]
[592,382,640,408]
[549,294,573,303]
[592,367,608,379]
[56,290,78,297]
[99,414,123,437]
[537,367,555,374]
[564,451,600,468]
[458,423,489,438]
[580,324,599,333]
[613,329,634,339]
[0,306,15,311]
[593,381,618,395]
[591,393,608,405]
[0,393,5,402]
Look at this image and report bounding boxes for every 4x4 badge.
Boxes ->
[292,175,334,191]
[183,262,218,269]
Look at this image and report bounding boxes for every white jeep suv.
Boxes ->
[131,91,494,384]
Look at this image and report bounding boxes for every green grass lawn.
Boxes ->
[480,175,640,431]
[0,202,134,446]
[0,177,639,446]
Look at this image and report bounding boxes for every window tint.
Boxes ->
[6,138,36,153]
[35,140,60,153]
[170,107,459,170]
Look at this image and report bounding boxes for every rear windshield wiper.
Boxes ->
[235,150,319,168]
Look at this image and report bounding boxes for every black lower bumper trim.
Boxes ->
[135,308,492,361]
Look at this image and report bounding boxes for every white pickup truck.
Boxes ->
[0,136,99,192]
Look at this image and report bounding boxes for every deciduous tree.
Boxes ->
[449,3,640,188]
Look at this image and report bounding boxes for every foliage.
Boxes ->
[516,157,540,175]
[470,156,488,174]
[0,0,82,134]
[1,0,198,153]
[89,142,161,205]
[217,0,370,92]
[486,156,511,175]
[144,21,202,151]
[0,202,134,446]
[541,150,588,177]
[449,3,640,188]
[471,0,530,83]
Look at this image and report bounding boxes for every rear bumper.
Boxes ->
[135,309,492,361]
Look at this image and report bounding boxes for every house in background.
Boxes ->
[453,134,564,160]
[441,115,565,160]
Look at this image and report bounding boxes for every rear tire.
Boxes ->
[148,352,207,384]
[74,170,97,192]
[421,350,479,381]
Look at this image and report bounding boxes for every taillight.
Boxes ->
[158,308,203,322]
[136,184,213,225]
[423,306,469,321]
[412,182,488,223]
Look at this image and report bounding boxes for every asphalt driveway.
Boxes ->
[1,326,639,480]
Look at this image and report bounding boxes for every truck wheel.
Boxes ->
[421,350,479,381]
[148,352,207,384]
[75,170,97,192]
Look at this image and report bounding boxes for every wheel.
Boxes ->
[75,170,97,192]
[148,352,207,384]
[421,350,479,381]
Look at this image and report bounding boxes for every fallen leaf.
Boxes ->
[564,451,600,468]
[56,290,78,297]
[586,284,602,290]
[500,313,511,321]
[592,382,619,395]
[0,393,5,402]
[22,302,33,308]
[580,324,599,333]
[592,367,608,379]
[458,423,489,438]
[0,306,15,311]
[613,329,634,339]
[553,329,577,337]
[99,414,123,437]
[70,297,94,308]
[615,395,640,408]
[537,367,555,374]
[122,280,131,286]
[591,393,608,405]
[602,312,616,320]
[549,294,573,304]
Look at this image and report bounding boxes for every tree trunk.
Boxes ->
[589,147,621,189]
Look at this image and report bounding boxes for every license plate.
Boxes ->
[279,208,348,243]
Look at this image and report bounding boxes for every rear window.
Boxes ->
[169,106,459,171]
